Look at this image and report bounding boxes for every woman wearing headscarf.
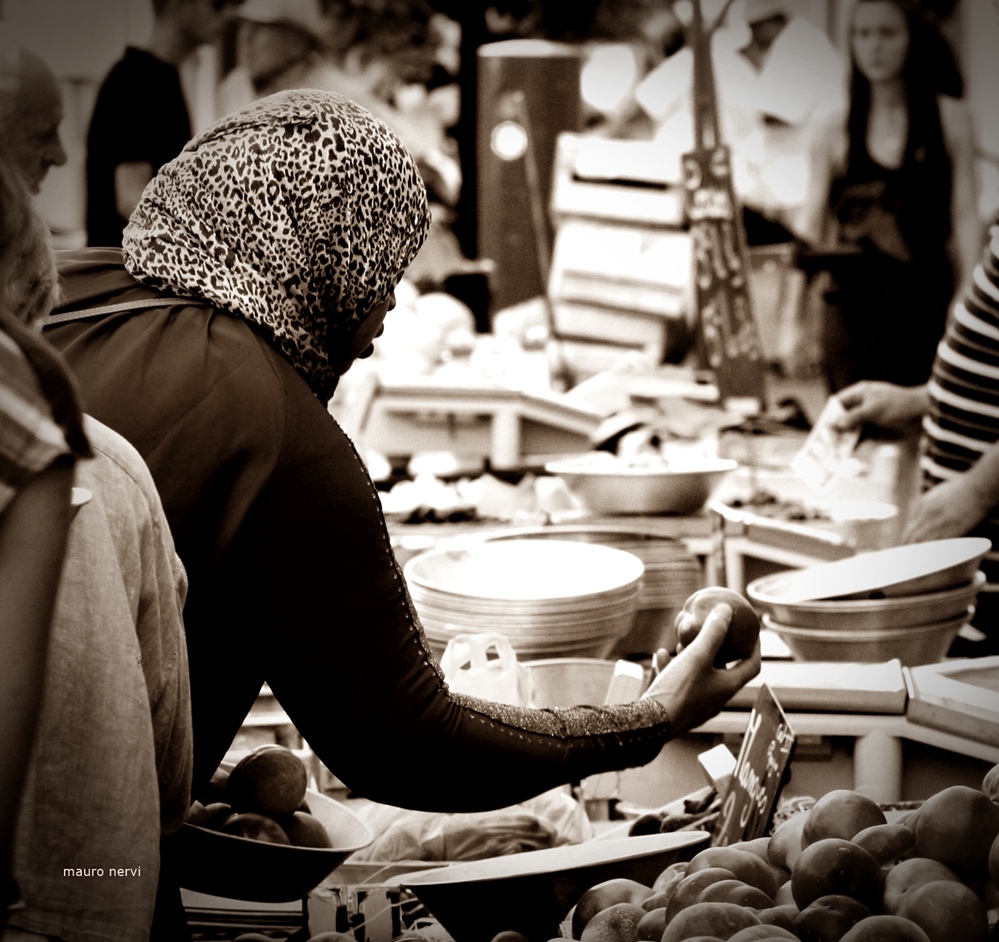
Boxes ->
[46,92,757,821]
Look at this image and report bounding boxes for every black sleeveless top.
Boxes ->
[823,94,956,388]
[831,92,953,284]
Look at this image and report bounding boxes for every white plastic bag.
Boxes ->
[439,632,532,707]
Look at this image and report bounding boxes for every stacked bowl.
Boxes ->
[746,538,991,666]
[403,539,644,661]
[482,525,703,657]
[544,455,738,516]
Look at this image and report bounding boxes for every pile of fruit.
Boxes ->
[549,764,999,942]
[186,744,332,849]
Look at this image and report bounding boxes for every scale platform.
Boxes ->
[906,656,999,747]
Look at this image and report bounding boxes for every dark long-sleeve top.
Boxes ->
[45,248,673,813]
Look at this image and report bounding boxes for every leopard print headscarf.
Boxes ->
[122,89,430,402]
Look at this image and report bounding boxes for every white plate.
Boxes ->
[747,537,991,602]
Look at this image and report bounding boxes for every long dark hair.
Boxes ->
[844,0,954,239]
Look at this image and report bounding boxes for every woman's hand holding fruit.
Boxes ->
[674,587,763,665]
[642,592,761,738]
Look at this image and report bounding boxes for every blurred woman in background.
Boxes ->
[801,0,980,392]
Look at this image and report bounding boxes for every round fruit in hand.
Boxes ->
[675,587,761,666]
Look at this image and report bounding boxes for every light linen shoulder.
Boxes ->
[0,326,72,513]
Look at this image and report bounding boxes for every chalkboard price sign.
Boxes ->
[712,683,797,846]
[682,147,767,406]
[681,0,767,408]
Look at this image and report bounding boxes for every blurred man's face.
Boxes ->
[7,52,67,194]
[240,21,314,89]
[181,0,238,48]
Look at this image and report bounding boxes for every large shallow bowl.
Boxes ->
[398,831,709,942]
[544,455,738,515]
[748,570,986,631]
[163,787,372,903]
[749,537,992,602]
[763,610,972,666]
[404,539,645,602]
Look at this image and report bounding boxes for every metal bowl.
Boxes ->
[397,832,709,942]
[762,610,972,667]
[748,570,986,631]
[163,786,372,903]
[544,455,738,515]
[745,538,992,602]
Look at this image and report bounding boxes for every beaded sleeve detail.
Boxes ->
[449,692,672,742]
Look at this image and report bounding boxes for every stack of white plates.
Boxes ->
[482,525,703,658]
[747,538,992,666]
[404,539,645,661]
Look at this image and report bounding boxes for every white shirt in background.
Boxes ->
[635,5,846,237]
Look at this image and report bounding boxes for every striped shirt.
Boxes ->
[0,324,72,513]
[922,224,999,590]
